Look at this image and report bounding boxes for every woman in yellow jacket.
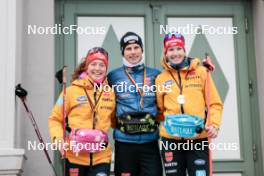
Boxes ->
[49,47,116,176]
[156,32,223,176]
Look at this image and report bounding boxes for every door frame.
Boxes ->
[244,1,263,175]
[54,0,263,175]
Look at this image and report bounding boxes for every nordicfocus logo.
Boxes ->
[160,24,238,35]
[160,140,239,151]
[93,82,172,93]
[27,24,106,35]
[27,140,107,153]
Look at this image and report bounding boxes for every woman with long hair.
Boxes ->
[49,47,116,176]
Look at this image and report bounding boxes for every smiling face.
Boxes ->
[123,43,143,65]
[166,46,186,65]
[86,60,107,81]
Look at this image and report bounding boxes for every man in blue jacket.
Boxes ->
[108,32,162,176]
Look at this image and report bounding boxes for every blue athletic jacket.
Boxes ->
[107,64,160,144]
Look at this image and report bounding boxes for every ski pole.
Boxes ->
[15,84,58,176]
[55,66,67,176]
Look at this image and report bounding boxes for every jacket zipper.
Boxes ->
[90,91,97,169]
[177,71,185,114]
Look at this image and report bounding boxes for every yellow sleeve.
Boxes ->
[155,75,165,122]
[205,74,223,129]
[48,90,70,142]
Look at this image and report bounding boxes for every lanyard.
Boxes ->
[83,87,103,112]
[168,70,185,113]
[124,67,147,108]
[83,87,103,130]
[169,70,183,94]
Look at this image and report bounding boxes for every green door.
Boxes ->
[55,1,259,175]
[151,2,256,176]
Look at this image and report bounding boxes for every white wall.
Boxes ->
[0,0,16,150]
[0,0,25,175]
[18,0,55,175]
[253,0,264,173]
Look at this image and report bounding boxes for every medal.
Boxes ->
[177,94,185,104]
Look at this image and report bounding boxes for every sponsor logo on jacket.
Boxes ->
[76,96,87,102]
[164,80,173,87]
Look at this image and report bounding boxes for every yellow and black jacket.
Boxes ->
[155,56,223,140]
[49,76,116,165]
